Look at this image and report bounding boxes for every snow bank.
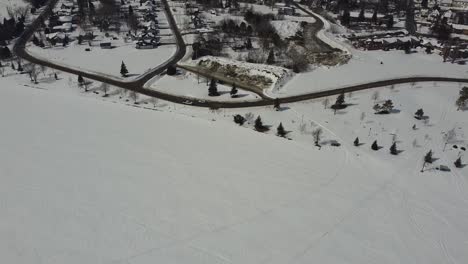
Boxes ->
[187,56,294,91]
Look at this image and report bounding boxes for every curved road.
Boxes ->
[14,0,468,109]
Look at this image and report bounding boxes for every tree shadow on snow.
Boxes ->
[276,106,290,112]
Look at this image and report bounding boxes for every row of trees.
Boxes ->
[233,114,287,137]
[208,79,240,98]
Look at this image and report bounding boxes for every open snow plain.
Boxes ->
[1,67,467,264]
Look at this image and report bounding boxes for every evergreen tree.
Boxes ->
[358,8,365,22]
[274,98,280,110]
[415,108,424,119]
[421,150,433,172]
[421,0,428,8]
[341,9,351,26]
[335,92,345,107]
[454,157,463,168]
[456,87,468,110]
[390,142,398,155]
[62,35,69,47]
[372,9,378,24]
[354,137,360,146]
[266,49,275,64]
[383,100,393,111]
[456,95,467,110]
[233,114,245,125]
[255,116,265,131]
[208,79,219,96]
[167,65,177,75]
[277,122,286,137]
[230,83,238,98]
[424,150,433,163]
[405,0,417,34]
[371,140,379,150]
[386,15,394,29]
[246,38,253,49]
[120,61,129,77]
[78,74,84,86]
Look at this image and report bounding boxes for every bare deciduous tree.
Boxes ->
[129,90,138,103]
[443,128,456,151]
[101,83,110,96]
[322,98,329,109]
[371,91,379,103]
[360,112,365,123]
[244,112,254,123]
[149,97,158,108]
[312,127,323,147]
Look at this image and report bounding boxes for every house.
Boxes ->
[278,7,295,16]
[58,16,73,24]
[136,40,158,49]
[100,42,112,49]
[60,2,74,10]
[52,23,73,33]
[46,32,68,44]
[136,31,160,49]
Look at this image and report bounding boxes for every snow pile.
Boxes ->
[188,56,294,91]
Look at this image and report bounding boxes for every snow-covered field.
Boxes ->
[27,42,177,80]
[147,72,261,101]
[269,48,468,96]
[1,56,468,263]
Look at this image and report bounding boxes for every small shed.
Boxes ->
[100,42,112,49]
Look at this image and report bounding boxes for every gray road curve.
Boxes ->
[13,0,468,109]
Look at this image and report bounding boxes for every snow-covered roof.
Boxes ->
[453,23,468,30]
[53,23,72,30]
[59,16,73,23]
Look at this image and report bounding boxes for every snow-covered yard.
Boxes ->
[147,72,261,101]
[27,42,177,80]
[269,48,468,96]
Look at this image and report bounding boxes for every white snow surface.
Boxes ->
[270,20,301,39]
[147,72,261,101]
[270,48,468,97]
[1,61,468,264]
[27,42,176,80]
[0,0,27,18]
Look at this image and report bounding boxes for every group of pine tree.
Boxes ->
[207,79,241,98]
[233,113,287,137]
